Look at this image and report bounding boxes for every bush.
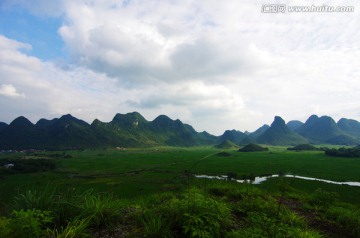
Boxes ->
[131,188,232,238]
[0,158,56,175]
[287,144,320,151]
[141,211,171,238]
[325,146,360,158]
[0,209,53,238]
[176,189,232,237]
[239,144,268,152]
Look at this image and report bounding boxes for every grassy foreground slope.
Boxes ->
[1,177,360,237]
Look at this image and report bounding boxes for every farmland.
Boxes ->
[1,147,360,237]
[1,147,360,204]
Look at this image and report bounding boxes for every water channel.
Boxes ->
[194,174,360,187]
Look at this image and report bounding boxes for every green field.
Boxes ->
[1,147,360,237]
[1,147,360,204]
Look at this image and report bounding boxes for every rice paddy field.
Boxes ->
[1,147,360,237]
[1,146,360,205]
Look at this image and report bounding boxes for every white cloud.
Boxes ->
[1,1,360,134]
[0,35,137,124]
[0,84,25,98]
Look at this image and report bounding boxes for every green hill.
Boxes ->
[240,124,269,145]
[257,116,308,145]
[337,118,360,138]
[0,122,8,132]
[296,115,358,145]
[44,114,100,149]
[215,139,239,149]
[238,143,268,152]
[326,135,359,146]
[1,113,360,149]
[0,116,40,149]
[155,114,218,146]
[249,124,269,139]
[219,130,247,144]
[0,112,217,149]
[287,120,303,131]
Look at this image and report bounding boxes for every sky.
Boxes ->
[0,0,359,135]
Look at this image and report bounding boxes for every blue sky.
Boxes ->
[0,0,359,135]
[0,6,64,60]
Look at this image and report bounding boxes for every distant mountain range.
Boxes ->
[0,112,360,149]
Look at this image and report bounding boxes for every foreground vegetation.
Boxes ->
[1,146,360,237]
[1,181,360,237]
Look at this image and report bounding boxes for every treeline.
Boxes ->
[325,146,360,158]
[0,158,56,174]
[287,144,322,151]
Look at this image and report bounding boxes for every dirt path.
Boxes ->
[281,198,354,238]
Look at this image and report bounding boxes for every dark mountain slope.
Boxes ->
[111,112,148,129]
[0,122,8,132]
[150,115,217,146]
[257,116,308,145]
[240,124,270,145]
[2,113,360,149]
[219,130,247,145]
[43,114,100,149]
[287,120,304,131]
[337,118,360,138]
[296,115,357,145]
[249,124,270,139]
[36,118,59,127]
[0,116,40,149]
[91,112,217,147]
[90,112,156,147]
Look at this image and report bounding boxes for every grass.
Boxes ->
[0,175,358,237]
[1,147,360,205]
[0,146,360,236]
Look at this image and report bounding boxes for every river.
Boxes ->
[194,174,360,187]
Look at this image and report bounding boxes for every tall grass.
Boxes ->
[9,188,125,234]
[76,190,124,228]
[46,217,91,238]
[12,185,56,211]
[325,206,360,237]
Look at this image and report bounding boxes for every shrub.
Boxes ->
[0,209,53,238]
[141,211,171,238]
[177,189,232,237]
[287,144,320,151]
[325,147,360,158]
[238,144,268,152]
[131,188,232,238]
[0,217,12,237]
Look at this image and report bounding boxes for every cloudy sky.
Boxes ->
[0,0,359,135]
